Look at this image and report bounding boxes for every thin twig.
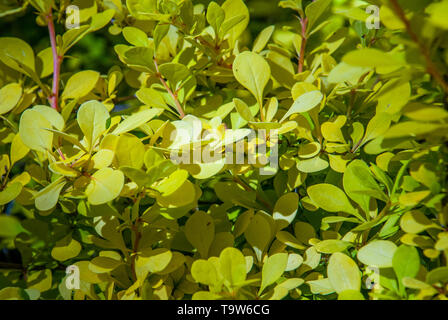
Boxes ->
[389,0,448,94]
[298,17,308,74]
[46,9,62,112]
[153,58,185,118]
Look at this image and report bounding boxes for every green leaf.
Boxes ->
[285,253,303,271]
[77,100,110,151]
[10,133,30,165]
[357,240,397,268]
[233,98,254,122]
[85,168,124,205]
[327,62,370,84]
[122,26,149,47]
[153,23,170,52]
[126,0,170,21]
[307,183,358,216]
[185,211,214,258]
[402,103,448,122]
[268,278,304,300]
[183,158,227,180]
[74,261,107,284]
[192,291,222,300]
[32,105,64,130]
[207,2,225,34]
[338,290,364,300]
[89,257,122,274]
[135,248,185,280]
[0,182,22,206]
[273,192,298,230]
[426,1,448,29]
[253,25,275,53]
[343,160,387,214]
[279,0,303,12]
[61,70,100,100]
[327,252,361,294]
[219,247,247,288]
[51,236,82,262]
[123,47,155,73]
[384,122,444,139]
[298,142,321,159]
[26,269,52,292]
[426,267,448,285]
[221,0,249,44]
[0,287,29,300]
[114,133,146,169]
[400,210,441,234]
[154,169,189,196]
[305,0,331,32]
[376,80,410,114]
[233,51,271,108]
[259,253,288,294]
[156,179,196,208]
[0,37,35,76]
[280,90,323,122]
[0,215,25,238]
[89,9,115,32]
[244,213,272,261]
[0,83,22,115]
[19,109,53,153]
[191,259,219,286]
[296,156,329,173]
[392,245,420,289]
[43,128,88,153]
[35,177,66,212]
[61,26,90,54]
[315,240,352,254]
[159,62,194,93]
[343,48,405,69]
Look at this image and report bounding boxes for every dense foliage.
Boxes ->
[0,0,447,300]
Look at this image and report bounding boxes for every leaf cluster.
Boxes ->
[0,0,447,300]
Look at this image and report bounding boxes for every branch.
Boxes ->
[389,0,448,93]
[45,9,62,112]
[298,17,308,74]
[154,58,185,119]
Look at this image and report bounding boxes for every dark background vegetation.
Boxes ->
[0,0,295,74]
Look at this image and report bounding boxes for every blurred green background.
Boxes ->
[0,0,296,74]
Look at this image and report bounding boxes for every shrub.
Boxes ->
[0,0,447,300]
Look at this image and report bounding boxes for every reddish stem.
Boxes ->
[46,10,62,112]
[389,0,448,94]
[56,148,66,161]
[298,17,308,74]
[154,58,185,119]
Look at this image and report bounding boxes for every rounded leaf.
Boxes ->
[0,83,22,114]
[51,237,82,262]
[85,168,124,205]
[219,247,247,288]
[327,252,361,294]
[259,253,288,294]
[77,100,110,150]
[307,183,356,214]
[357,240,397,268]
[233,51,271,105]
[185,211,214,258]
[273,192,298,230]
